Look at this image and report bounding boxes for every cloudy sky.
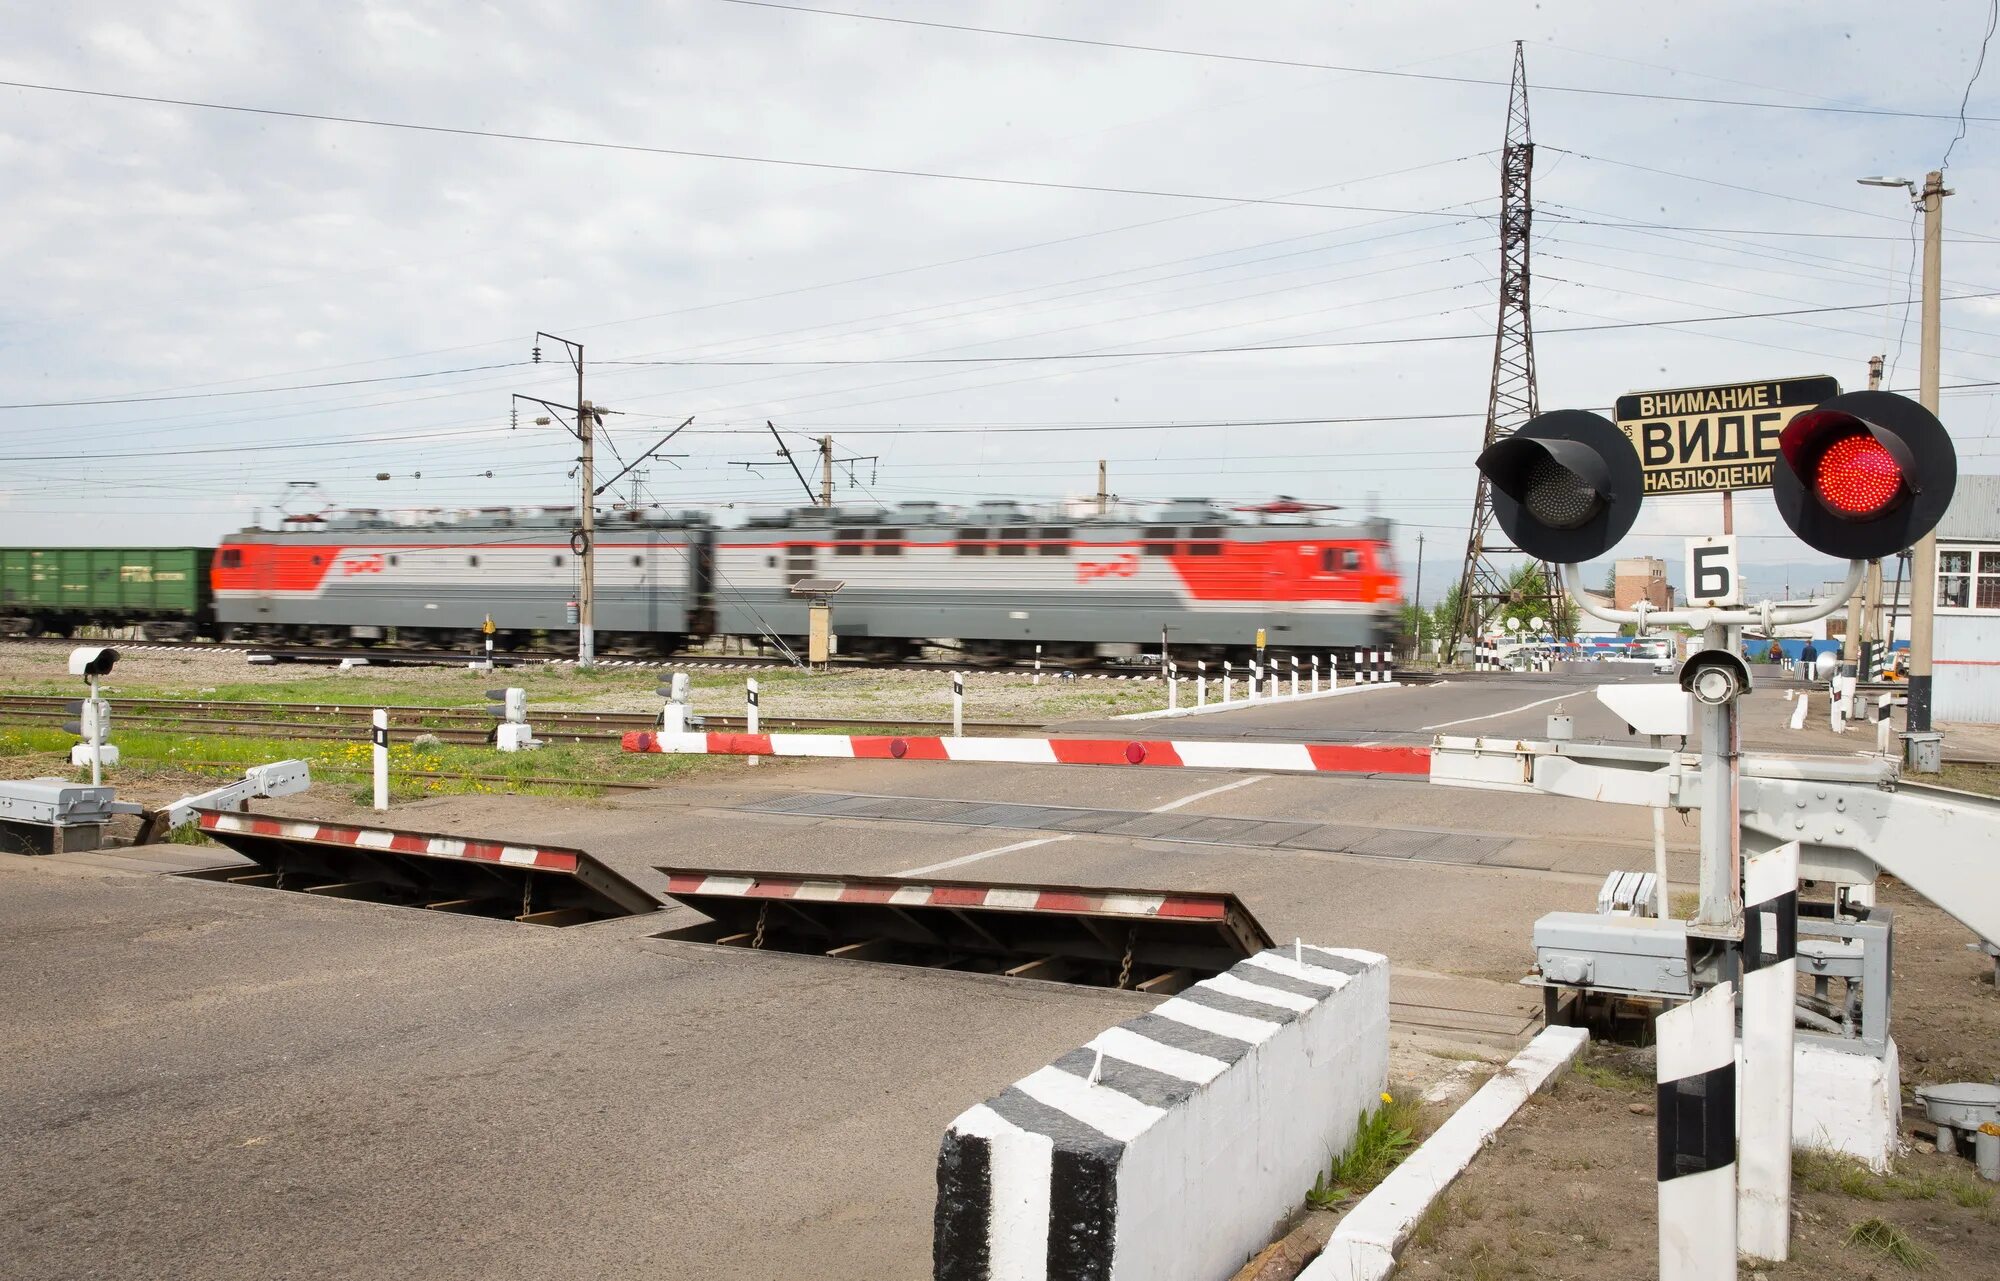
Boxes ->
[5,0,1999,599]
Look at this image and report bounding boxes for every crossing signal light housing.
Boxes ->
[1772,390,1957,560]
[1476,410,1644,563]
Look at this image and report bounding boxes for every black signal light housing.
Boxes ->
[1476,409,1645,563]
[1772,390,1956,560]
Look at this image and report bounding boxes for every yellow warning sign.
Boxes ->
[1613,375,1840,495]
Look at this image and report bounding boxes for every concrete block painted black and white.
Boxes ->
[934,945,1389,1281]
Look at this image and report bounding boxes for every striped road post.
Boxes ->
[1222,660,1232,704]
[1290,654,1299,698]
[1310,653,1319,693]
[1166,664,1178,712]
[952,672,965,738]
[1739,841,1800,1263]
[1034,644,1042,686]
[1248,659,1261,702]
[1197,660,1207,708]
[371,708,388,811]
[746,678,759,734]
[1657,980,1737,1280]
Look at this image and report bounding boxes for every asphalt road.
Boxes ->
[0,663,1899,1281]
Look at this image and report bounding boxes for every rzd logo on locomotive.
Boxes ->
[342,554,387,576]
[1077,553,1140,583]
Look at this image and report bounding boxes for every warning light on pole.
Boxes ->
[1772,390,1957,560]
[1475,410,1644,563]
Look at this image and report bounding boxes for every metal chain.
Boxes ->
[751,902,768,949]
[1116,926,1137,990]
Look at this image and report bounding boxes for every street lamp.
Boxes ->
[1856,170,1950,766]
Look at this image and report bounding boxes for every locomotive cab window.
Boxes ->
[219,549,242,568]
[1321,548,1360,572]
[956,529,986,556]
[998,527,1028,556]
[1187,526,1223,556]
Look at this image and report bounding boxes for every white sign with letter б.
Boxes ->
[1684,534,1742,608]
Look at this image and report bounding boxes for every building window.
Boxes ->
[957,529,986,556]
[1938,547,2000,611]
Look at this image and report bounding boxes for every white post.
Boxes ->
[1248,659,1261,702]
[1197,660,1207,708]
[1166,664,1179,711]
[1652,806,1670,920]
[1310,653,1320,693]
[1222,660,1233,704]
[371,708,388,811]
[86,675,103,787]
[1657,981,1737,1281]
[746,678,759,734]
[1267,672,1278,699]
[1329,651,1341,689]
[1877,697,1895,755]
[1033,644,1042,686]
[1789,693,1808,731]
[1739,841,1801,1263]
[952,672,964,738]
[1289,654,1299,698]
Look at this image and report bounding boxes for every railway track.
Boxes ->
[0,694,1035,745]
[0,635,1174,680]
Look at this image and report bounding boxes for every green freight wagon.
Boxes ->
[0,547,214,638]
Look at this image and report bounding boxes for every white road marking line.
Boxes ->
[897,834,1073,877]
[1419,691,1572,731]
[1149,775,1267,813]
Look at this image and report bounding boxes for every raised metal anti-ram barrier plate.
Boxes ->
[655,866,1274,992]
[186,811,659,927]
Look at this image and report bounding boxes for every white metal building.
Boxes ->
[1934,473,2000,722]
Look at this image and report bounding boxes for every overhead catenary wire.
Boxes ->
[716,1,2000,124]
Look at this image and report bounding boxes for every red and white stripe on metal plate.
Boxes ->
[196,811,579,873]
[660,870,1230,920]
[622,730,1429,775]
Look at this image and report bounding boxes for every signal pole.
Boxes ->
[1909,171,1947,744]
[1097,460,1108,515]
[819,435,834,507]
[521,333,596,667]
[1846,355,1888,669]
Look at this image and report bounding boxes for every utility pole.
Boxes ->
[1412,531,1425,657]
[1910,170,1947,743]
[518,333,596,667]
[819,435,835,507]
[1846,355,1888,668]
[1096,460,1108,516]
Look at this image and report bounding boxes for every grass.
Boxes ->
[1795,1149,1996,1211]
[1844,1217,1935,1271]
[1572,1059,1651,1094]
[1305,1090,1423,1210]
[1938,762,2000,799]
[0,723,721,802]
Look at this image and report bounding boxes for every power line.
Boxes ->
[717,0,2000,124]
[0,78,1490,218]
[559,293,2000,366]
[0,361,529,411]
[1945,0,2000,170]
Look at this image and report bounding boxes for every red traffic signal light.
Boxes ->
[1476,410,1645,563]
[1772,390,1956,560]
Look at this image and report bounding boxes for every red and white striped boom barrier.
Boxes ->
[622,730,1430,775]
